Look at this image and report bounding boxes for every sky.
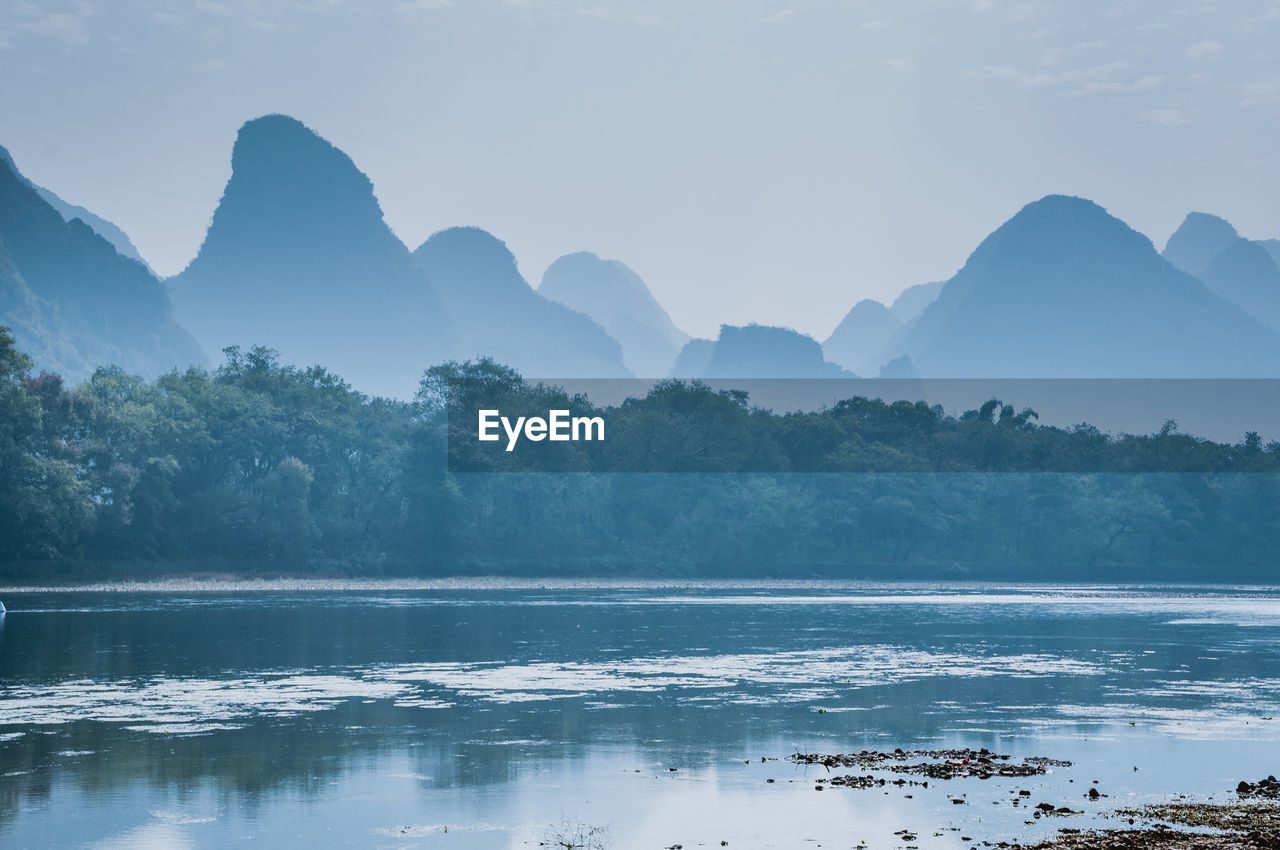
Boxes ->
[2,0,1279,341]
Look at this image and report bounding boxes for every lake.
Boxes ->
[1,582,1278,847]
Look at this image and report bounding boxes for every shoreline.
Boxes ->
[3,576,1280,593]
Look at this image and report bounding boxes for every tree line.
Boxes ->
[3,327,1278,580]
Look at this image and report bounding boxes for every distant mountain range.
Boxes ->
[1161,212,1241,278]
[1160,212,1280,335]
[5,114,1280,391]
[168,115,455,398]
[1261,240,1280,268]
[0,146,150,269]
[864,196,1280,377]
[821,282,943,374]
[889,281,945,322]
[540,252,689,377]
[1199,238,1280,333]
[0,151,200,382]
[822,299,900,374]
[673,324,851,378]
[411,228,630,378]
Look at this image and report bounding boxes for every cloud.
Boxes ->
[1184,40,1221,59]
[966,64,1060,87]
[967,58,1169,100]
[394,0,457,10]
[390,0,456,21]
[6,7,92,45]
[1141,108,1189,126]
[1074,72,1166,95]
[1238,74,1280,107]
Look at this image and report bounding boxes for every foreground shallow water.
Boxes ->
[1,582,1278,847]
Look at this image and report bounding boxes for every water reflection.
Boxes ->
[1,585,1278,847]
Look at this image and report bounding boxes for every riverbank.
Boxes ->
[4,576,1280,594]
[791,750,1280,848]
[1007,801,1280,848]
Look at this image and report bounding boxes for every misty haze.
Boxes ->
[3,2,1280,848]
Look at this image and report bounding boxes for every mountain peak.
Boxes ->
[229,114,360,185]
[703,324,850,378]
[1163,211,1240,276]
[179,113,410,280]
[199,114,392,255]
[411,228,631,377]
[0,143,149,266]
[539,250,688,376]
[415,226,520,283]
[540,252,675,323]
[171,114,452,398]
[889,280,944,322]
[1200,237,1280,332]
[994,195,1151,253]
[232,114,339,164]
[943,195,1157,298]
[0,151,202,380]
[886,198,1280,377]
[822,299,900,373]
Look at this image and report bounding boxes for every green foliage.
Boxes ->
[1,335,1279,580]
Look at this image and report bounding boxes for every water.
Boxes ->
[1,582,1278,847]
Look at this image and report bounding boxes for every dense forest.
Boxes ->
[2,326,1279,580]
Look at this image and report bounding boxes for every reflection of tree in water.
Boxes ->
[4,595,1278,830]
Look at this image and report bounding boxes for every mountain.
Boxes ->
[0,155,202,381]
[0,145,149,268]
[883,195,1280,377]
[169,114,453,399]
[539,252,689,376]
[411,228,630,377]
[889,280,945,322]
[822,298,900,373]
[670,338,715,377]
[673,324,851,378]
[1199,238,1280,332]
[1259,239,1280,268]
[878,355,918,379]
[1162,212,1239,277]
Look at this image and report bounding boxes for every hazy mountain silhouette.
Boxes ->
[882,195,1280,377]
[674,324,852,378]
[539,252,689,376]
[878,355,918,379]
[822,298,900,373]
[1259,239,1280,268]
[889,280,944,321]
[822,281,942,376]
[0,145,149,269]
[670,338,715,377]
[0,155,202,381]
[169,114,453,398]
[1162,212,1239,277]
[1199,238,1280,332]
[411,228,630,377]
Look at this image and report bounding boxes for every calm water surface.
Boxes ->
[1,582,1279,847]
